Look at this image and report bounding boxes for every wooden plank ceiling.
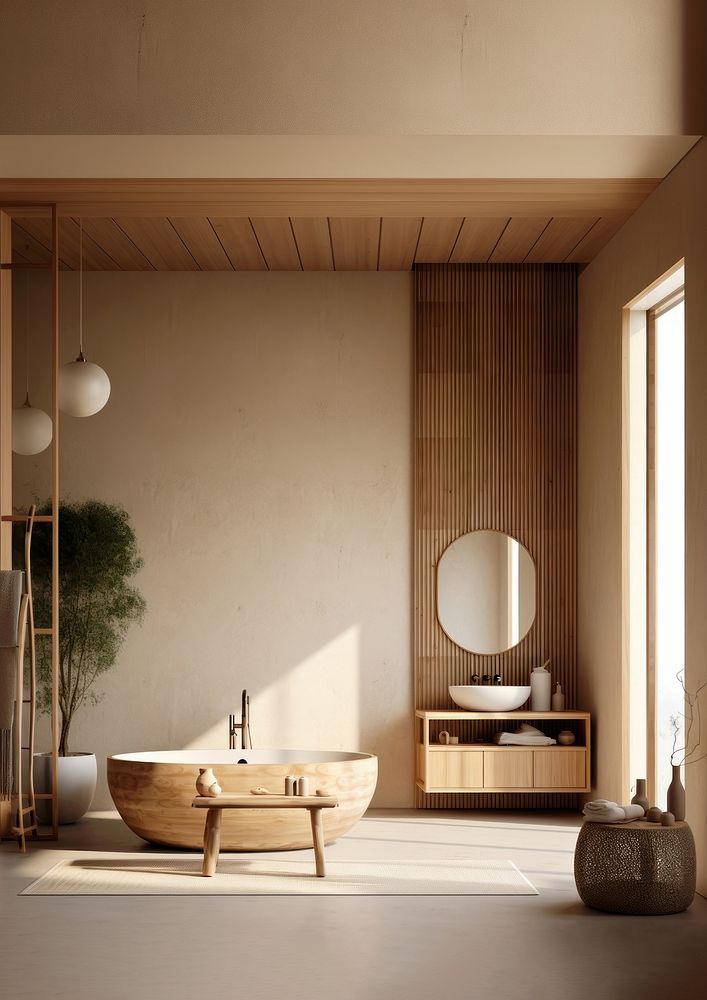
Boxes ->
[3,177,656,269]
[10,212,629,270]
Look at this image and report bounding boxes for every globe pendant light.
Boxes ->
[13,393,53,456]
[12,272,53,456]
[58,219,111,417]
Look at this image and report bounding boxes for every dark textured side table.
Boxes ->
[574,819,696,914]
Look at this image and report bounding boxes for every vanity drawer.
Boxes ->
[483,751,533,788]
[534,750,586,789]
[427,750,483,789]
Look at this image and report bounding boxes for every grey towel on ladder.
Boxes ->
[0,647,16,731]
[0,571,24,796]
[0,570,23,648]
[0,648,15,794]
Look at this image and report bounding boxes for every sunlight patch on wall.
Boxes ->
[185,626,360,751]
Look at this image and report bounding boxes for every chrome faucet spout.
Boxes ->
[228,689,253,749]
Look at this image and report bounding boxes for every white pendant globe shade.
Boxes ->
[12,403,53,455]
[59,357,111,417]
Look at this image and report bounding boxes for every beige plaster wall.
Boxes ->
[1,0,704,135]
[578,138,707,893]
[13,272,413,809]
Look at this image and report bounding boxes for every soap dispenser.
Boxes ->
[551,683,565,712]
[530,660,552,711]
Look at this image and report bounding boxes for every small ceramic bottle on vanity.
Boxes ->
[530,662,552,711]
[551,683,565,712]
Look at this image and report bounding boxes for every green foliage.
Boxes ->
[15,500,146,755]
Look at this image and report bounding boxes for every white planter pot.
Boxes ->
[34,752,97,825]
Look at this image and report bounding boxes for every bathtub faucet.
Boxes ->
[229,689,252,750]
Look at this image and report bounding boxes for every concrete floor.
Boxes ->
[2,809,706,1000]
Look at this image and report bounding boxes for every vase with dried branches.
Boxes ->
[668,670,707,821]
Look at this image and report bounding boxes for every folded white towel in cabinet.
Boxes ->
[493,723,556,746]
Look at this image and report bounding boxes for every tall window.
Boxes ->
[627,264,685,807]
[652,293,685,806]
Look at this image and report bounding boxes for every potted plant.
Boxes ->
[18,499,146,823]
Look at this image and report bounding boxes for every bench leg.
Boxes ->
[309,807,326,877]
[202,808,223,876]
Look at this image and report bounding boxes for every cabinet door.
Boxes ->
[483,751,533,788]
[534,750,586,789]
[427,750,483,789]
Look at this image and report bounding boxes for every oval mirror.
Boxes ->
[436,531,536,654]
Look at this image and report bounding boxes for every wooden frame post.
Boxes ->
[0,210,12,838]
[49,205,60,837]
[0,205,61,842]
[0,210,11,568]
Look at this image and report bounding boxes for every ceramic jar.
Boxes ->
[196,767,222,797]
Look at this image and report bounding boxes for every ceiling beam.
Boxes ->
[0,177,659,219]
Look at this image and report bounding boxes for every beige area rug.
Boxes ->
[21,856,537,896]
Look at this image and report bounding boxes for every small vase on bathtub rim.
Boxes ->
[667,765,685,821]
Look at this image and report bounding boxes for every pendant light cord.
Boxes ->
[79,217,84,359]
[24,269,30,405]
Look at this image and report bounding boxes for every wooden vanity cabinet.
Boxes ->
[416,710,591,794]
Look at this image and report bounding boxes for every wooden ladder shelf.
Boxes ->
[0,204,61,847]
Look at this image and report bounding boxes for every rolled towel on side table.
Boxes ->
[583,800,645,823]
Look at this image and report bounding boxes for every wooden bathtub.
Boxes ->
[107,749,378,850]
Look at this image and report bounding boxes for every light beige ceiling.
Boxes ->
[1,3,704,135]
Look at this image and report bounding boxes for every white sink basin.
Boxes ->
[449,685,531,712]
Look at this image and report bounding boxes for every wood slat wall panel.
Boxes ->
[415,218,464,263]
[209,218,267,270]
[329,218,380,270]
[378,218,422,270]
[250,217,302,270]
[414,264,578,809]
[449,217,509,263]
[115,218,197,270]
[81,218,153,270]
[290,218,333,270]
[488,218,551,262]
[169,217,233,270]
[524,217,598,263]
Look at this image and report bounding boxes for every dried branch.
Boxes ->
[670,670,707,767]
